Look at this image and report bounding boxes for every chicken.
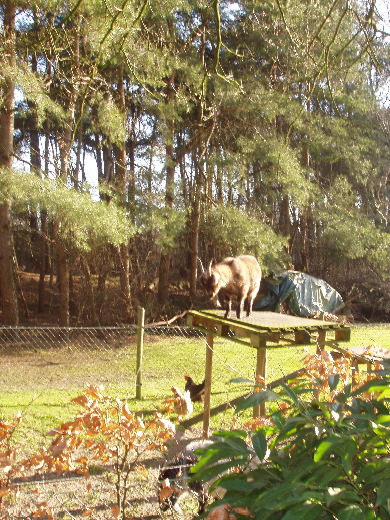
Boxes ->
[184,375,206,403]
[169,386,193,419]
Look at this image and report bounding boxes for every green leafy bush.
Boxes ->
[193,365,390,519]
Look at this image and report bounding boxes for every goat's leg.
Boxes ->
[197,494,208,515]
[237,289,249,318]
[224,297,232,319]
[198,489,208,514]
[236,296,244,319]
[246,292,255,316]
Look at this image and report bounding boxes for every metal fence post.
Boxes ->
[136,307,145,399]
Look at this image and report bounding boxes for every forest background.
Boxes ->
[0,0,389,327]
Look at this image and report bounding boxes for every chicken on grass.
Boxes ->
[168,386,193,419]
[184,375,205,403]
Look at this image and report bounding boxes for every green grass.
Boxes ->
[350,323,390,349]
[0,323,388,452]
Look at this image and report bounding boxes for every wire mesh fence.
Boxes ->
[0,320,389,519]
[0,326,138,392]
[0,320,389,426]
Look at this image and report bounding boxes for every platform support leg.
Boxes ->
[316,330,326,355]
[351,358,359,386]
[254,338,267,418]
[203,331,214,439]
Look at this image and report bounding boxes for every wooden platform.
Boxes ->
[186,310,351,437]
[187,310,351,348]
[330,344,390,385]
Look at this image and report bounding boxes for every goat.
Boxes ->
[158,438,262,515]
[198,255,262,319]
[158,440,214,514]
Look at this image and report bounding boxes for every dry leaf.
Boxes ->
[122,403,133,420]
[85,385,104,399]
[72,395,89,407]
[0,488,10,498]
[50,438,68,457]
[232,506,251,517]
[205,504,232,520]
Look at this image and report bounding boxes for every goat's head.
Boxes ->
[198,260,220,293]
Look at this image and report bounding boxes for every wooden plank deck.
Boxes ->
[187,310,351,348]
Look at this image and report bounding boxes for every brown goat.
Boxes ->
[199,255,262,319]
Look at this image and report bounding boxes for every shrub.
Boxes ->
[0,386,176,520]
[193,363,390,519]
[39,386,176,519]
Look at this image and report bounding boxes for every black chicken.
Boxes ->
[184,375,205,403]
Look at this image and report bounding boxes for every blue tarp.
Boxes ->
[255,271,344,317]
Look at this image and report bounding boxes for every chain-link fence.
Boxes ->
[0,320,389,519]
[1,321,389,428]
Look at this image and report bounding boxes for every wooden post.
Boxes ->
[203,331,214,439]
[254,337,267,417]
[351,358,359,387]
[136,306,145,399]
[316,330,326,355]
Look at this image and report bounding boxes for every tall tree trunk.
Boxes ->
[279,195,291,254]
[38,206,49,314]
[54,14,81,325]
[29,43,48,314]
[0,2,19,325]
[128,99,136,217]
[55,126,72,325]
[189,169,202,299]
[188,18,214,299]
[216,160,223,203]
[38,119,51,313]
[158,72,176,303]
[299,134,311,272]
[74,119,83,187]
[114,67,131,319]
[12,245,29,319]
[189,55,206,299]
[178,136,188,204]
[80,255,99,325]
[55,219,70,325]
[102,143,114,195]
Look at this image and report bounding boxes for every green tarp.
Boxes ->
[255,271,344,317]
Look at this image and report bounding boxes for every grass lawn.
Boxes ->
[0,322,389,452]
[350,322,390,349]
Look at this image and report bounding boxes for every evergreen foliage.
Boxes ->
[202,204,288,271]
[0,0,389,323]
[0,169,132,250]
